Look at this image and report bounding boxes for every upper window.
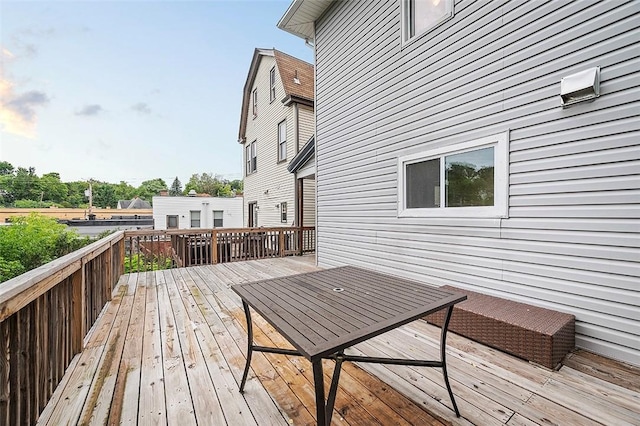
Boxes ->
[190,210,201,228]
[246,140,257,175]
[280,202,287,223]
[213,210,223,227]
[278,120,287,162]
[269,67,276,102]
[252,88,258,117]
[403,0,453,43]
[398,132,508,218]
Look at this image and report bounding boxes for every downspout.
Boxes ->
[293,102,299,226]
[313,21,318,264]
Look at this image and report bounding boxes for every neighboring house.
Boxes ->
[238,48,316,228]
[117,197,151,209]
[152,196,243,230]
[278,0,640,366]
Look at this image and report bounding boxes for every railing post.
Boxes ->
[0,319,9,424]
[298,227,303,256]
[106,243,113,301]
[212,230,218,264]
[279,230,285,258]
[71,268,84,354]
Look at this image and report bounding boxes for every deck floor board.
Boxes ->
[38,256,640,426]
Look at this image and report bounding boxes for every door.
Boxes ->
[248,201,258,227]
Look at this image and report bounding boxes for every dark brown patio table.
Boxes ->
[232,266,467,425]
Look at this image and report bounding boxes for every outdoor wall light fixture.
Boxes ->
[560,67,600,108]
[275,203,280,209]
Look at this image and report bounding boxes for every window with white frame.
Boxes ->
[403,0,453,43]
[190,210,201,228]
[252,88,258,117]
[280,202,287,223]
[270,67,276,102]
[246,140,257,175]
[398,133,508,218]
[213,210,223,227]
[278,120,287,162]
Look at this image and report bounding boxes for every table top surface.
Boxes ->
[232,266,467,361]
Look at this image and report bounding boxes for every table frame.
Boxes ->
[234,267,465,425]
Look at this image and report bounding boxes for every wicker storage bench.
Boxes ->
[426,285,575,369]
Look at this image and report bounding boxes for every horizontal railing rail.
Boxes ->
[123,226,315,273]
[0,231,125,425]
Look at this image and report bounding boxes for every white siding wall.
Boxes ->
[315,0,640,365]
[152,196,243,230]
[298,106,316,227]
[298,106,315,150]
[243,56,296,227]
[302,177,316,227]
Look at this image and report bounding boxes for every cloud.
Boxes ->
[131,102,152,115]
[1,48,15,60]
[75,104,104,116]
[0,77,50,138]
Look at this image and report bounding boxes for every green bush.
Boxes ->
[124,254,172,273]
[0,213,92,282]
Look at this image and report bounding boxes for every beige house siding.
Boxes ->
[303,178,316,227]
[298,106,315,150]
[242,54,315,227]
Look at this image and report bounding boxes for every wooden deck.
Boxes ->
[37,256,640,426]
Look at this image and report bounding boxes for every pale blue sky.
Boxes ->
[0,0,313,185]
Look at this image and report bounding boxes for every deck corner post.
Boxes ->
[212,230,218,264]
[279,230,285,257]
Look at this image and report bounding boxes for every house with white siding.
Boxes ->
[278,0,640,366]
[238,48,316,228]
[152,195,243,230]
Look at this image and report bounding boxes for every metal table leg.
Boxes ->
[239,300,253,393]
[440,305,460,417]
[312,352,345,426]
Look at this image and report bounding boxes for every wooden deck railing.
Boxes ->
[0,226,314,424]
[0,232,124,425]
[123,226,315,272]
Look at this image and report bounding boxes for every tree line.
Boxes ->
[0,161,243,208]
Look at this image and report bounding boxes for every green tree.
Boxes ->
[93,183,118,208]
[65,181,90,208]
[0,161,14,175]
[230,179,243,194]
[0,213,91,282]
[40,172,68,204]
[113,181,137,203]
[12,167,41,202]
[0,174,14,206]
[169,176,182,196]
[185,173,237,197]
[136,178,167,203]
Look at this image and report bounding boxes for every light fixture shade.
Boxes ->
[560,67,600,107]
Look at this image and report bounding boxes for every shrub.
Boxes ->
[0,213,92,282]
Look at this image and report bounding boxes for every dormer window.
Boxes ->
[270,67,276,102]
[252,88,258,117]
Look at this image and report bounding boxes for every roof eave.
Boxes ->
[238,49,275,142]
[282,94,314,108]
[277,0,332,40]
[288,135,315,173]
